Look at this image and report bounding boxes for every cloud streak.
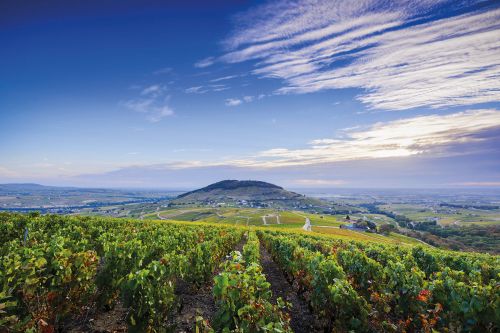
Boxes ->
[129,108,500,168]
[250,109,500,167]
[115,108,500,168]
[194,56,215,68]
[123,84,174,122]
[224,95,262,106]
[225,98,243,106]
[220,0,500,110]
[185,84,229,94]
[30,109,494,188]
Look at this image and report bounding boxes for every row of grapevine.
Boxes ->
[259,230,499,332]
[0,213,243,332]
[297,232,499,331]
[121,228,241,331]
[210,232,292,332]
[1,212,498,332]
[259,231,370,332]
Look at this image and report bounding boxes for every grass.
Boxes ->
[309,226,431,246]
[386,232,431,246]
[310,226,395,243]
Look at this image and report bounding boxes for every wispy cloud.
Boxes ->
[292,179,347,186]
[153,67,173,75]
[144,108,500,168]
[219,0,500,110]
[172,148,213,153]
[123,84,174,122]
[225,98,243,106]
[211,84,229,92]
[116,108,500,168]
[250,109,500,167]
[141,84,167,97]
[225,95,260,106]
[210,75,238,82]
[450,182,500,187]
[195,56,215,68]
[185,86,205,94]
[185,84,229,94]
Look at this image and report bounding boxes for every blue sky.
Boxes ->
[1,0,499,189]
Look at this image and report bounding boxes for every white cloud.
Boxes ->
[118,108,500,169]
[147,106,174,122]
[450,182,500,187]
[225,95,258,106]
[195,56,215,68]
[185,84,229,94]
[123,86,174,122]
[225,98,243,106]
[185,86,205,94]
[220,0,499,110]
[309,139,337,145]
[139,108,499,168]
[292,179,347,186]
[251,109,500,167]
[210,75,238,82]
[209,84,229,92]
[141,84,166,97]
[122,99,154,113]
[153,67,173,75]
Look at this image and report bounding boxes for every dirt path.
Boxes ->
[259,243,318,333]
[65,301,128,333]
[172,237,246,332]
[295,213,312,231]
[262,214,281,225]
[172,281,216,332]
[303,217,311,231]
[234,215,250,226]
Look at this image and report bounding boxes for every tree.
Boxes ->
[379,224,396,235]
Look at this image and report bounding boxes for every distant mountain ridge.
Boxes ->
[0,183,59,189]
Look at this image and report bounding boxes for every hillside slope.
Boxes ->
[172,180,321,208]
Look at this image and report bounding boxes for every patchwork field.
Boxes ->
[145,207,342,227]
[143,207,425,247]
[379,203,500,226]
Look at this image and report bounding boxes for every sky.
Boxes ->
[1,0,500,189]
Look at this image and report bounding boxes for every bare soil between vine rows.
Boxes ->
[66,237,246,333]
[170,236,246,332]
[64,300,128,333]
[259,243,321,333]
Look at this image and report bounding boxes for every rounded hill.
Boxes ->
[172,180,320,208]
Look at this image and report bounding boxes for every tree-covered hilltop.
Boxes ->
[172,180,324,209]
[177,180,285,198]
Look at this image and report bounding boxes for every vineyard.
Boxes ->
[0,212,499,332]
